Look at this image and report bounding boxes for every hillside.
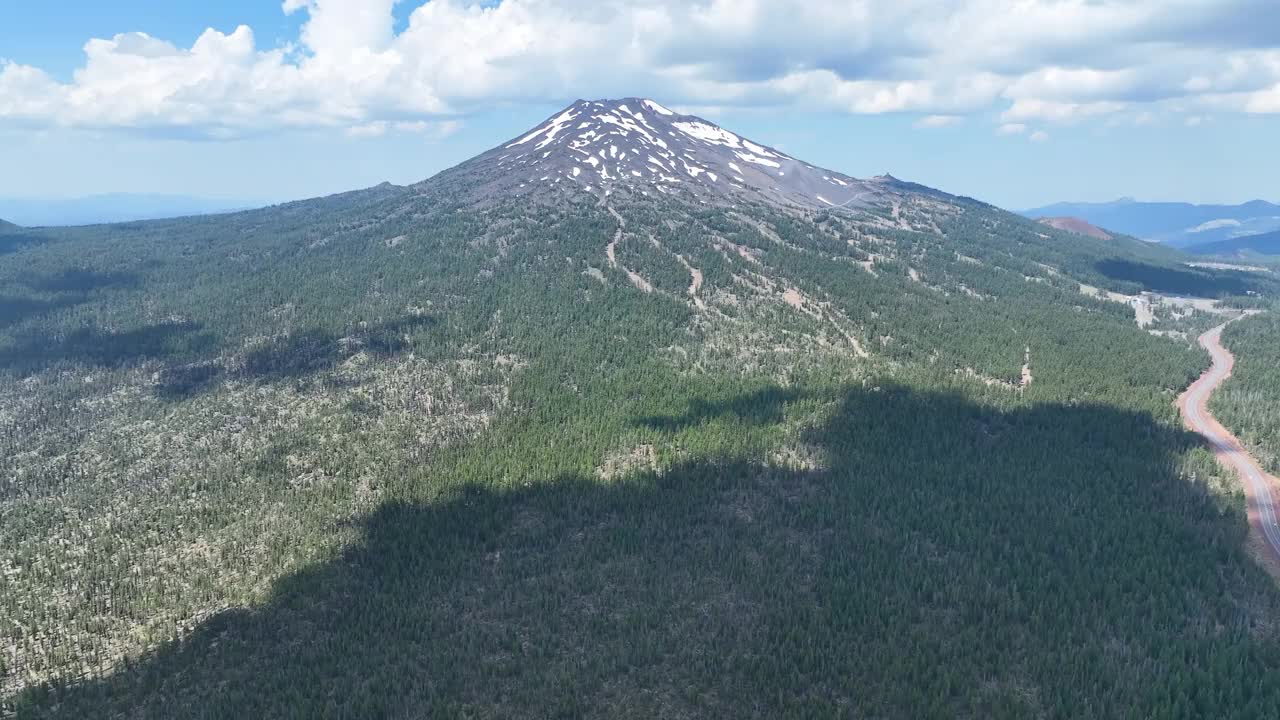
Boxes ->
[1187,229,1280,257]
[1036,216,1112,239]
[6,99,1280,718]
[1022,198,1280,247]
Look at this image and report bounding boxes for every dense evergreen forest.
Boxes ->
[4,182,1280,718]
[1213,310,1280,474]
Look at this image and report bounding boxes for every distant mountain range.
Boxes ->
[1185,229,1280,257]
[0,193,265,227]
[1021,198,1280,247]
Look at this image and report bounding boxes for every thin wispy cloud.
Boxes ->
[914,115,962,129]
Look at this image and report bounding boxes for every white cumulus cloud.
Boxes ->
[0,0,1278,139]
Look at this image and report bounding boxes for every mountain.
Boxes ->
[1186,228,1280,257]
[1021,198,1280,247]
[431,97,887,210]
[0,193,264,227]
[0,218,17,230]
[1036,216,1112,240]
[7,98,1280,718]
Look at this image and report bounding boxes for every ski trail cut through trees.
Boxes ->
[675,254,706,310]
[606,206,653,293]
[605,206,622,268]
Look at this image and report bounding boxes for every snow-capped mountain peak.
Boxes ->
[454,98,883,210]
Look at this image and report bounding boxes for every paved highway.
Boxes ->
[1179,322,1280,563]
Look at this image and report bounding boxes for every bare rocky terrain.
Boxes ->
[1036,216,1112,240]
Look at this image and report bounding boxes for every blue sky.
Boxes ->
[1,1,1277,210]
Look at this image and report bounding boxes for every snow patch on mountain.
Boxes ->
[508,108,579,149]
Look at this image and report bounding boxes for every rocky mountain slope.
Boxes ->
[434,97,886,210]
[6,99,1280,718]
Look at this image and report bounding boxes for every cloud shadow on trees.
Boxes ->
[154,313,439,400]
[1094,258,1272,298]
[635,386,807,432]
[0,269,142,331]
[18,268,141,294]
[0,296,83,331]
[0,322,218,375]
[13,384,1280,719]
[0,231,50,257]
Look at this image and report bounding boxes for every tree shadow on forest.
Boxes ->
[14,385,1280,719]
[154,314,438,400]
[1094,258,1271,297]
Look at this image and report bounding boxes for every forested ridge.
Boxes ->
[4,177,1280,718]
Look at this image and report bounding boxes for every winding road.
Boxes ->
[1178,321,1280,568]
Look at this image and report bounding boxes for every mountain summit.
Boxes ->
[435,97,886,210]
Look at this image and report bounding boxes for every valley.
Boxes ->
[4,99,1280,718]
